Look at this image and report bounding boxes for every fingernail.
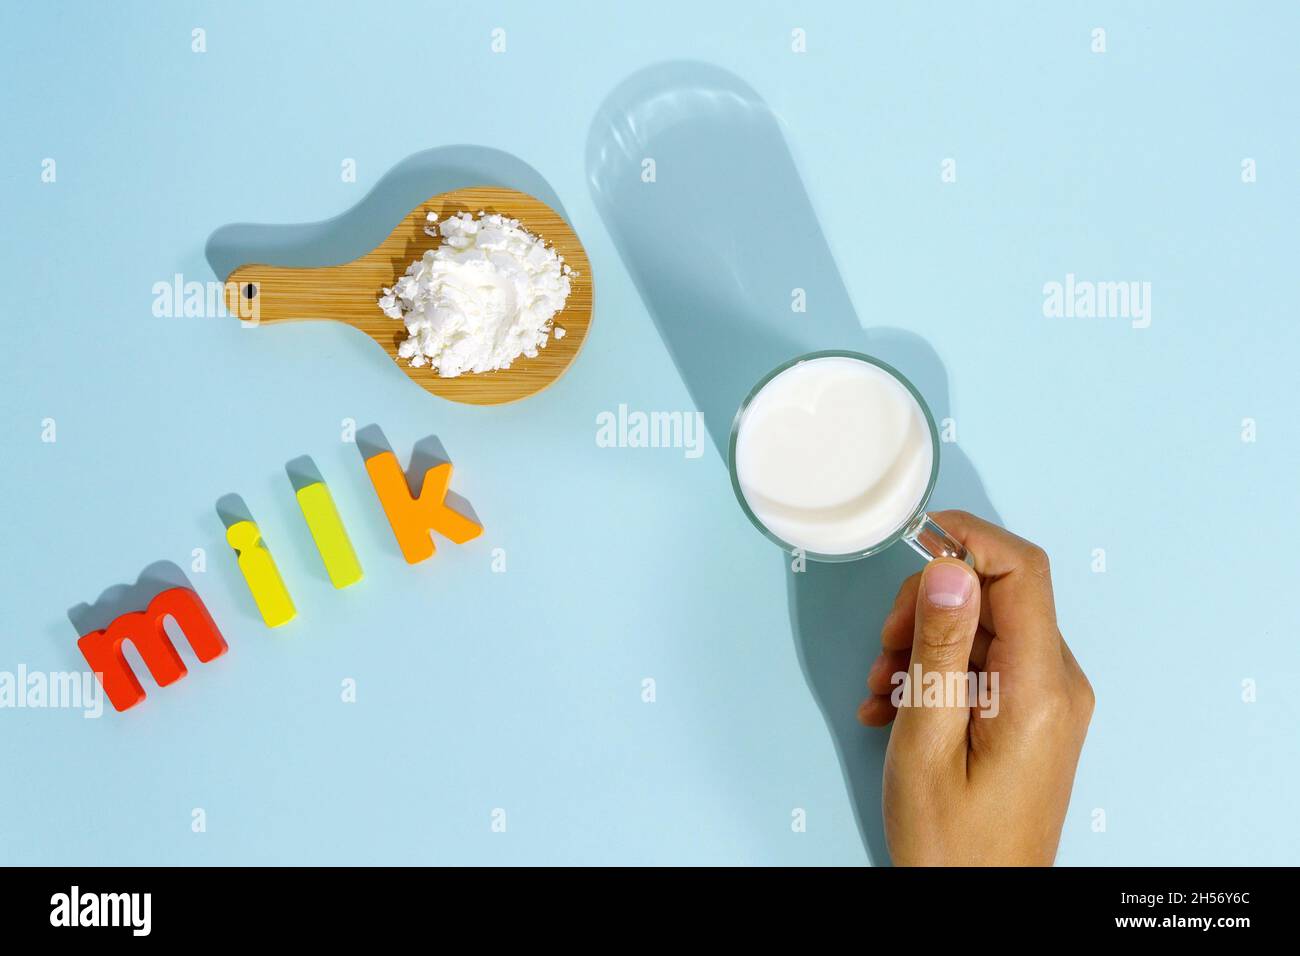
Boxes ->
[924,562,974,608]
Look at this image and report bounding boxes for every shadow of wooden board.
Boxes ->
[225,186,593,405]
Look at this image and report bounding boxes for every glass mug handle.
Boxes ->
[903,513,974,567]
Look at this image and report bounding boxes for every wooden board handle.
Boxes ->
[224,262,383,326]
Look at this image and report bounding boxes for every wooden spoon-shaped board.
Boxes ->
[225,186,593,405]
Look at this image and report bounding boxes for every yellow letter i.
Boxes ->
[226,519,297,628]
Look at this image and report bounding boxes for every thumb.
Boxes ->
[892,558,982,753]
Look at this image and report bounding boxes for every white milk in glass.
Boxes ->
[734,356,933,555]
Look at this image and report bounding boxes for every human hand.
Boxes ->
[858,511,1094,866]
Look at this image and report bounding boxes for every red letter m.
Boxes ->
[77,587,228,712]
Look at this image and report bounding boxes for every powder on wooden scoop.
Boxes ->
[378,211,573,377]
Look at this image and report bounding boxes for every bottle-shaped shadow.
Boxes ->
[587,62,1000,864]
[204,145,572,280]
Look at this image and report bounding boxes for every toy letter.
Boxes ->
[77,587,228,712]
[295,481,363,588]
[364,451,482,563]
[226,520,296,627]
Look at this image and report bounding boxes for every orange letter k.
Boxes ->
[364,451,483,563]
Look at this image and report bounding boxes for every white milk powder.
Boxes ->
[378,211,572,377]
[734,356,933,555]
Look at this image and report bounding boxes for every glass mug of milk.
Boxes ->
[728,351,969,564]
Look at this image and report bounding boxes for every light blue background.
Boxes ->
[2,1,1297,865]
